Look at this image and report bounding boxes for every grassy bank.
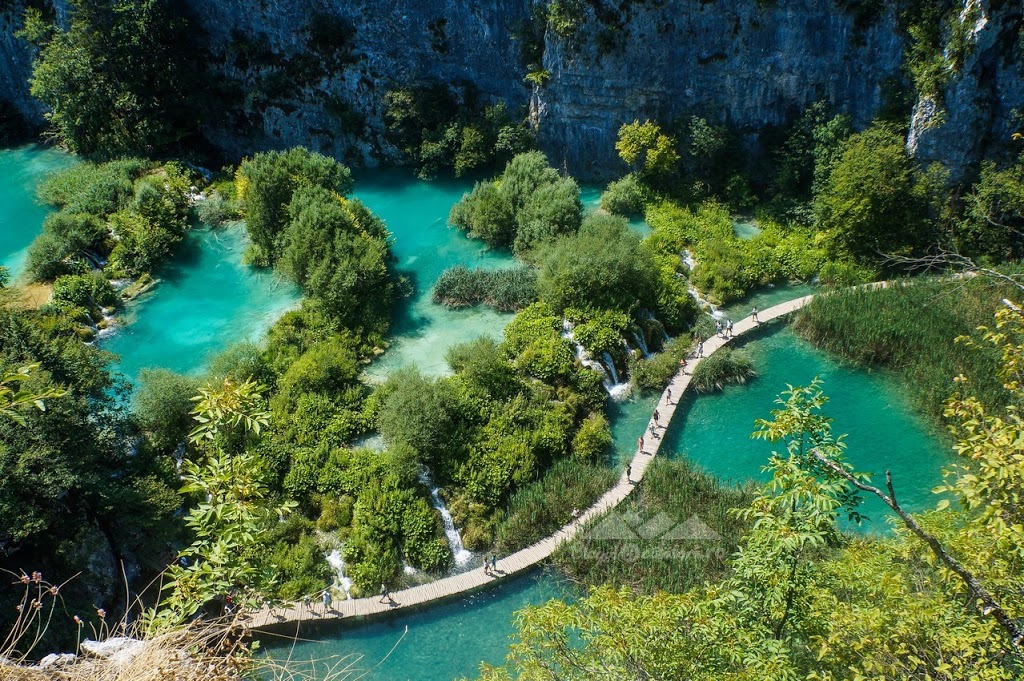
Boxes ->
[553,458,754,593]
[793,277,1008,420]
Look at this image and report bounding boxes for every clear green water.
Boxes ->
[722,281,817,321]
[0,145,77,280]
[732,219,762,240]
[101,223,301,384]
[354,171,518,380]
[262,570,574,681]
[664,324,952,528]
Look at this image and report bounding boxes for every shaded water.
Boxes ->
[101,223,300,383]
[262,570,573,681]
[0,146,77,279]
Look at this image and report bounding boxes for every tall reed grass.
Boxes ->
[553,459,754,593]
[793,277,1008,420]
[432,265,537,312]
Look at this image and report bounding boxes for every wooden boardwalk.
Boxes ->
[245,293,815,632]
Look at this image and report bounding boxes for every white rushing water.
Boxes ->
[325,549,353,598]
[429,487,474,565]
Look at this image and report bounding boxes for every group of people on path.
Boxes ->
[483,554,500,575]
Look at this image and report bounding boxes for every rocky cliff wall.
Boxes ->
[536,0,906,175]
[0,0,1020,179]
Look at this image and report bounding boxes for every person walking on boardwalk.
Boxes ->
[379,583,390,603]
[653,409,660,425]
[715,320,722,337]
[666,387,672,403]
[491,555,498,573]
[697,340,704,357]
[727,319,734,337]
[322,589,332,612]
[638,436,645,451]
[484,556,491,576]
[752,306,759,322]
[571,507,581,524]
[626,462,632,482]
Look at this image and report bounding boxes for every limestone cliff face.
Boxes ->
[536,0,906,175]
[0,0,1020,178]
[907,0,1024,179]
[0,1,46,125]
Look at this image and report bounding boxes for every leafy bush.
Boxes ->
[537,214,659,314]
[572,412,612,461]
[25,212,107,281]
[432,265,538,312]
[630,337,692,392]
[600,173,650,216]
[51,272,115,313]
[135,369,201,455]
[449,151,581,254]
[38,159,150,215]
[237,147,353,263]
[196,191,240,227]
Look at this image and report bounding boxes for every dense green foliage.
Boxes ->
[384,85,532,179]
[536,214,659,315]
[19,0,200,155]
[432,265,538,312]
[0,306,179,647]
[794,278,1007,421]
[28,159,192,281]
[955,154,1024,261]
[815,123,930,261]
[599,173,650,216]
[236,147,354,265]
[449,151,582,255]
[477,371,1024,680]
[645,200,827,304]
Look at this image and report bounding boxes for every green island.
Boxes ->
[1,1,1023,680]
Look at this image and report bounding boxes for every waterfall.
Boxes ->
[630,329,647,358]
[562,320,630,400]
[601,351,620,385]
[325,549,353,597]
[430,488,473,565]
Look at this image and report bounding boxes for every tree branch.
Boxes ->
[810,449,1024,649]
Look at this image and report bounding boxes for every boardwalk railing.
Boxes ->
[245,294,816,631]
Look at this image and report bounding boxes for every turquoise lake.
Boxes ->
[100,223,301,383]
[0,148,953,679]
[0,145,77,280]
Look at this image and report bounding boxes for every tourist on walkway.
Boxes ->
[715,320,722,337]
[322,589,332,612]
[303,595,311,610]
[379,583,390,603]
[666,387,672,403]
[697,340,704,357]
[491,555,498,572]
[484,556,491,575]
[638,436,645,451]
[752,306,759,322]
[571,507,581,524]
[727,320,734,337]
[626,462,632,482]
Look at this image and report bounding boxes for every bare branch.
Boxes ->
[810,449,1024,649]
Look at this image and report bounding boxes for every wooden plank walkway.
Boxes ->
[245,293,815,632]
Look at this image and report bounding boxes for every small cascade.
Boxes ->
[601,350,631,401]
[325,549,353,598]
[630,327,647,356]
[421,475,473,565]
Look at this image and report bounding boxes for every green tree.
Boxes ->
[154,377,293,627]
[816,123,930,262]
[20,1,199,155]
[237,148,354,264]
[615,120,680,180]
